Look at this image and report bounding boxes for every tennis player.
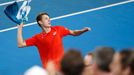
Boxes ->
[17,12,91,70]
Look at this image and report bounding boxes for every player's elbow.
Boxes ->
[70,34,80,36]
[18,43,25,48]
[69,30,79,36]
[18,44,24,48]
[70,32,81,36]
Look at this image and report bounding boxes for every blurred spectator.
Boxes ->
[61,49,85,75]
[46,61,56,75]
[82,52,93,75]
[92,47,115,75]
[111,49,134,75]
[84,52,93,66]
[24,65,48,75]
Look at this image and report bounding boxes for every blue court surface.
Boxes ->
[0,0,134,75]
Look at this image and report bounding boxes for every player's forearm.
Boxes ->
[71,30,86,36]
[17,24,26,48]
[70,27,91,36]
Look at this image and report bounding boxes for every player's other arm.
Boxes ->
[69,27,91,36]
[17,23,26,48]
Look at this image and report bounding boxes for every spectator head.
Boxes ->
[84,52,93,66]
[111,49,134,75]
[61,49,84,75]
[93,47,115,72]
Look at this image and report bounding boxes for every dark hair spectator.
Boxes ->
[111,48,134,75]
[61,49,84,75]
[93,47,115,75]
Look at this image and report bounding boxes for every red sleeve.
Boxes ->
[56,26,70,37]
[25,35,37,46]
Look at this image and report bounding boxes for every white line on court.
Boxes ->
[0,0,134,33]
[0,0,24,6]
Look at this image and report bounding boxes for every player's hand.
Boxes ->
[83,27,91,32]
[17,22,24,29]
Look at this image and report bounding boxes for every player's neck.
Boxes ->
[42,27,51,33]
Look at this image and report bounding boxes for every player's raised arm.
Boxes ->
[17,23,26,48]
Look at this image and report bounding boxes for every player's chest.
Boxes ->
[37,31,60,45]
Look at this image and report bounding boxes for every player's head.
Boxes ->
[36,12,51,28]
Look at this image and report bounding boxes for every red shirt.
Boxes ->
[25,26,70,70]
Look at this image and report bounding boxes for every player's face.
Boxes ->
[40,14,51,28]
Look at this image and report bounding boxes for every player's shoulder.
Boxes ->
[53,25,64,28]
[32,33,41,38]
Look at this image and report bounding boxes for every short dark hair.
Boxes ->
[36,12,49,27]
[120,49,134,75]
[61,49,84,75]
[93,47,115,72]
